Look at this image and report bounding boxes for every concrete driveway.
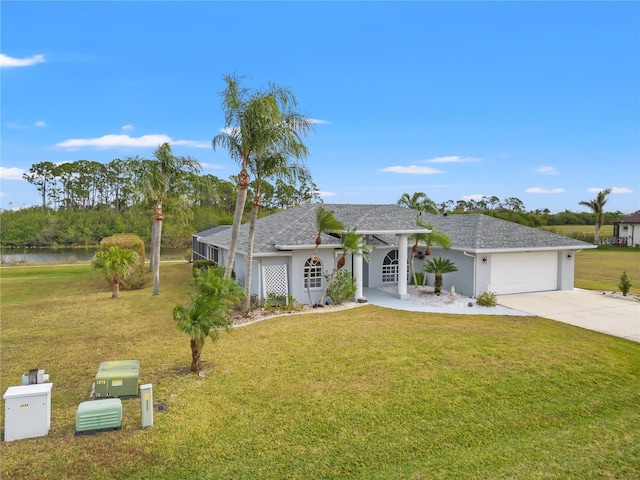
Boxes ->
[498,289,640,343]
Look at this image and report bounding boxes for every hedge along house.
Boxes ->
[192,204,597,304]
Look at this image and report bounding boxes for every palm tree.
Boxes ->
[320,228,372,304]
[91,246,140,299]
[423,257,458,296]
[409,220,452,286]
[140,143,200,295]
[579,188,612,245]
[242,149,312,313]
[307,207,345,305]
[397,192,439,213]
[172,268,245,372]
[212,73,313,279]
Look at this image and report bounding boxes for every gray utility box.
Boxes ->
[94,360,140,398]
[75,398,122,435]
[3,383,53,442]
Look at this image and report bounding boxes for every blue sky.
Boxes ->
[2,1,639,214]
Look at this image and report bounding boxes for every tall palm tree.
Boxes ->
[242,149,312,313]
[579,188,612,245]
[91,246,140,299]
[212,73,312,279]
[141,143,201,295]
[423,257,458,296]
[307,207,345,305]
[172,268,245,372]
[397,192,439,214]
[320,228,372,304]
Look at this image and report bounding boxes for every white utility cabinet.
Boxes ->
[3,383,53,441]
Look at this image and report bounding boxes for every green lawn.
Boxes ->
[1,261,639,479]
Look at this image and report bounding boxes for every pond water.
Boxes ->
[0,247,191,265]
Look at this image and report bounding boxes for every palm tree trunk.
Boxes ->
[190,338,202,372]
[152,203,163,296]
[435,273,443,295]
[225,167,250,279]
[242,187,261,314]
[112,276,120,299]
[149,220,157,273]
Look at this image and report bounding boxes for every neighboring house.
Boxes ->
[192,204,596,304]
[612,214,640,247]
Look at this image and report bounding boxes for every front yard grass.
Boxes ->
[0,262,638,479]
[575,247,640,294]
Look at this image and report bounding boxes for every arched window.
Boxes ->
[382,250,399,283]
[304,257,323,289]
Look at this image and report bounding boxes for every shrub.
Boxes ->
[325,268,357,304]
[98,234,145,289]
[192,260,233,279]
[476,290,498,307]
[618,271,632,296]
[263,293,303,313]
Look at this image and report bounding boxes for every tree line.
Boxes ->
[20,157,318,214]
[396,191,626,228]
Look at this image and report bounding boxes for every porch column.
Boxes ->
[397,234,409,299]
[354,252,364,301]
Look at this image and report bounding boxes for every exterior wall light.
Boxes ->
[567,253,573,258]
[482,257,487,263]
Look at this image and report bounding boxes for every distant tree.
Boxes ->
[91,246,139,299]
[397,192,439,213]
[172,268,245,372]
[22,161,57,209]
[579,188,612,244]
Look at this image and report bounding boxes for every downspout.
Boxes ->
[463,251,476,298]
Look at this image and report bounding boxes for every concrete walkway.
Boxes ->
[363,287,640,343]
[497,289,640,343]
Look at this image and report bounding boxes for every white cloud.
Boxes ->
[526,187,565,194]
[34,120,47,127]
[462,194,486,201]
[121,124,134,131]
[425,156,481,164]
[54,134,209,150]
[317,191,337,198]
[587,187,632,194]
[0,53,45,68]
[536,166,559,175]
[0,167,26,180]
[308,118,329,125]
[0,192,6,198]
[380,165,445,174]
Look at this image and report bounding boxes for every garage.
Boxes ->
[490,251,558,294]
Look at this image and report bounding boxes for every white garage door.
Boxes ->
[490,252,558,294]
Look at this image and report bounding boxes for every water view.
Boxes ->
[0,247,191,265]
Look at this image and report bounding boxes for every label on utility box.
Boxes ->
[111,380,123,387]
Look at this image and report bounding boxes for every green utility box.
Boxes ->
[75,398,122,435]
[94,360,140,398]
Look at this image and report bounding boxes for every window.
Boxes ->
[208,245,219,264]
[382,250,399,283]
[304,257,323,289]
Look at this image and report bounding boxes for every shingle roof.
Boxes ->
[617,213,640,224]
[418,213,595,252]
[195,204,595,256]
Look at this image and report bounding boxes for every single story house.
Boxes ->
[192,204,596,305]
[612,213,640,247]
